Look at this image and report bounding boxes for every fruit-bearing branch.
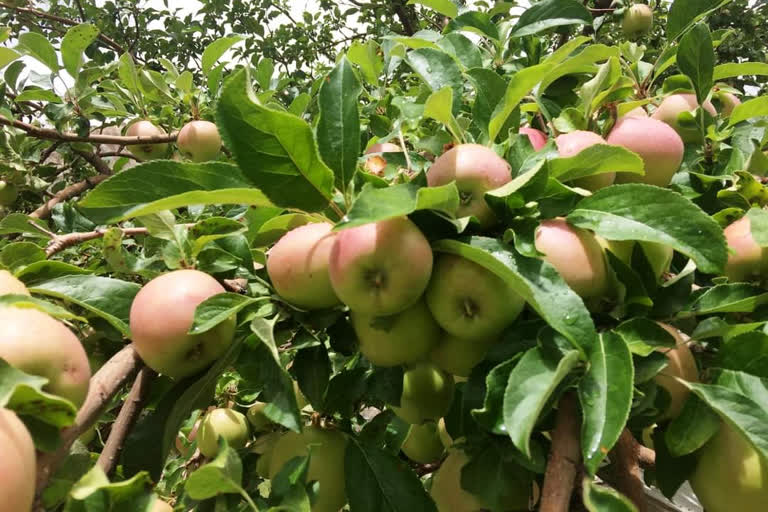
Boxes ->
[0,115,177,145]
[539,393,582,512]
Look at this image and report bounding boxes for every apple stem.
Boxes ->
[539,392,581,512]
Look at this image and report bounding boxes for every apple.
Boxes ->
[438,418,452,448]
[723,216,767,282]
[177,120,222,162]
[129,269,236,380]
[401,421,444,463]
[714,91,742,117]
[651,93,717,143]
[175,418,201,457]
[654,323,698,420]
[534,218,609,299]
[427,144,512,227]
[519,127,548,150]
[0,409,35,512]
[364,142,401,176]
[351,299,441,367]
[0,181,18,206]
[267,222,340,310]
[0,270,29,296]
[198,408,250,458]
[151,498,174,512]
[622,4,654,38]
[621,106,649,119]
[600,239,673,280]
[555,130,615,191]
[430,333,491,378]
[247,402,274,433]
[0,307,91,406]
[608,117,685,187]
[268,426,347,512]
[126,120,169,161]
[690,422,768,512]
[390,362,455,425]
[425,254,525,340]
[329,216,433,316]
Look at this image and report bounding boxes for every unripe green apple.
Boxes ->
[0,307,91,406]
[425,254,525,340]
[129,270,236,380]
[427,144,512,228]
[690,422,768,512]
[267,222,340,310]
[651,94,717,143]
[608,117,685,187]
[430,333,491,378]
[0,408,35,512]
[268,426,347,512]
[351,299,440,367]
[519,127,548,151]
[177,120,222,162]
[723,216,768,282]
[534,218,609,299]
[622,4,654,38]
[390,362,454,425]
[151,497,174,512]
[329,217,433,316]
[401,421,444,463]
[599,239,673,280]
[555,130,615,191]
[0,180,18,206]
[713,92,741,117]
[198,408,250,458]
[126,120,169,161]
[247,402,274,433]
[655,323,698,420]
[364,142,401,176]
[0,270,29,296]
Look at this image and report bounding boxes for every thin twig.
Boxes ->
[0,115,177,145]
[540,393,582,512]
[29,174,109,219]
[45,227,150,257]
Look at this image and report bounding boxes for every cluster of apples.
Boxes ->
[124,119,222,162]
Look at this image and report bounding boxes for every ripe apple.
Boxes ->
[600,239,673,280]
[430,333,491,378]
[714,92,742,117]
[268,426,347,512]
[690,422,768,512]
[621,106,649,119]
[534,218,609,299]
[622,4,654,38]
[198,408,250,458]
[126,120,169,161]
[177,120,222,162]
[519,127,548,150]
[0,409,35,512]
[426,254,524,340]
[151,498,174,512]
[427,144,512,227]
[555,130,615,191]
[0,307,91,406]
[401,421,445,463]
[654,323,698,420]
[608,117,685,187]
[129,269,236,380]
[651,94,717,143]
[329,216,433,316]
[0,270,29,296]
[267,222,340,310]
[0,181,18,206]
[364,142,401,176]
[351,299,441,367]
[390,362,455,425]
[723,216,767,282]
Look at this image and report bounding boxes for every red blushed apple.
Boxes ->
[364,142,401,176]
[608,117,684,187]
[0,409,35,512]
[0,307,91,406]
[651,94,717,143]
[655,323,698,420]
[329,216,433,316]
[129,269,236,380]
[714,91,742,117]
[126,120,169,161]
[555,130,615,191]
[622,3,653,38]
[427,144,512,227]
[266,222,340,310]
[177,120,222,162]
[723,216,768,282]
[519,127,548,150]
[0,270,29,295]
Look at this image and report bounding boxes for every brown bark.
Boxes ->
[45,227,150,257]
[540,393,582,512]
[608,429,648,512]
[0,115,177,145]
[29,174,109,219]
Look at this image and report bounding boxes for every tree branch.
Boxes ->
[29,174,109,219]
[45,226,150,257]
[607,429,648,512]
[0,115,177,145]
[391,0,418,35]
[72,149,114,175]
[540,393,582,512]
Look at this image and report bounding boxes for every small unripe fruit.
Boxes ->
[622,4,654,38]
[723,216,767,282]
[555,130,615,191]
[401,422,444,463]
[651,94,717,143]
[129,270,236,380]
[427,144,512,227]
[430,334,491,378]
[0,307,91,406]
[364,142,401,176]
[0,270,29,296]
[390,362,454,425]
[608,117,685,187]
[177,120,222,162]
[198,408,250,458]
[0,180,18,206]
[126,120,169,161]
[0,409,35,512]
[329,217,433,316]
[267,223,340,310]
[519,127,548,150]
[655,323,698,420]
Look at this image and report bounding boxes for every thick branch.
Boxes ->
[97,366,156,475]
[608,429,648,512]
[0,115,177,145]
[540,393,582,512]
[392,0,418,35]
[29,174,109,219]
[72,149,113,175]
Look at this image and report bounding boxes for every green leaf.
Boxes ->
[728,96,768,126]
[405,48,463,116]
[714,62,768,80]
[0,47,21,69]
[567,184,727,275]
[318,57,362,193]
[66,466,154,510]
[0,294,85,323]
[489,63,553,142]
[201,35,244,75]
[510,0,592,38]
[665,394,722,457]
[676,23,714,106]
[189,293,265,335]
[186,439,245,500]
[613,318,676,357]
[118,53,140,94]
[467,68,507,139]
[347,41,383,86]
[175,70,193,92]
[0,359,77,427]
[667,0,732,41]
[539,44,620,94]
[472,358,517,435]
[549,145,644,183]
[216,70,334,212]
[424,86,464,143]
[0,242,45,272]
[438,33,482,70]
[446,11,500,40]
[688,284,768,314]
[14,88,62,103]
[503,347,580,457]
[17,32,58,71]
[61,24,99,77]
[407,0,458,18]
[719,332,768,377]
[252,214,316,247]
[78,161,273,224]
[582,479,639,512]
[189,216,247,258]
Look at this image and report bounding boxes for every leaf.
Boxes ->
[510,0,592,38]
[467,68,507,139]
[61,24,99,77]
[318,57,362,192]
[613,318,676,357]
[579,332,634,475]
[714,62,768,80]
[405,48,463,116]
[676,23,714,106]
[0,47,21,69]
[667,0,732,40]
[582,479,638,512]
[665,394,721,456]
[503,347,580,457]
[472,358,517,435]
[0,242,45,272]
[446,11,500,40]
[66,466,154,510]
[688,284,768,314]
[539,44,620,95]
[118,53,139,95]
[0,359,77,428]
[719,332,768,377]
[549,145,644,183]
[438,33,482,70]
[17,32,58,71]
[728,96,768,126]
[0,294,85,322]
[489,63,553,142]
[407,0,458,18]
[347,41,383,86]
[216,70,334,212]
[567,184,727,275]
[424,86,463,142]
[78,161,273,224]
[189,216,247,257]
[186,439,244,500]
[201,35,244,75]
[189,293,264,335]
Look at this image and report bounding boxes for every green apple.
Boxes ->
[0,270,29,296]
[390,362,454,425]
[0,180,18,206]
[651,94,717,143]
[0,409,35,512]
[608,117,685,187]
[430,333,491,378]
[555,130,615,191]
[723,216,768,282]
[247,402,274,433]
[177,120,221,162]
[198,408,250,458]
[329,216,433,315]
[622,4,653,38]
[129,269,236,380]
[654,323,698,420]
[126,120,169,161]
[401,422,445,463]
